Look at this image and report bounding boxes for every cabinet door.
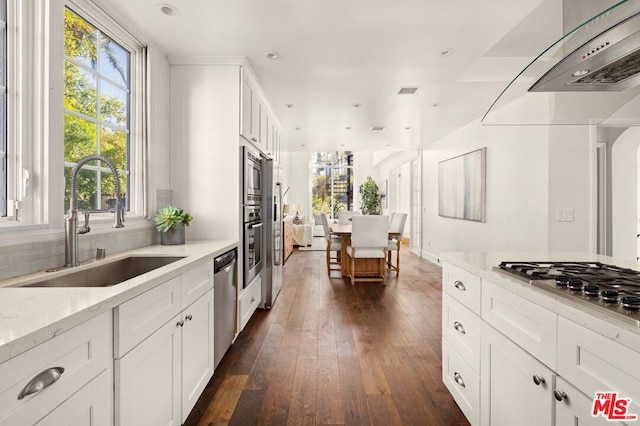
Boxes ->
[241,79,252,140]
[116,314,182,426]
[181,289,215,423]
[481,322,555,426]
[263,112,271,156]
[251,91,261,145]
[36,371,111,426]
[555,377,628,426]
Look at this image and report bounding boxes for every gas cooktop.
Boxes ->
[496,261,640,328]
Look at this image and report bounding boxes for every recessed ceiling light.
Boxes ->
[352,103,362,108]
[571,69,590,77]
[158,4,179,16]
[285,103,294,108]
[345,126,352,130]
[264,51,280,60]
[386,144,391,147]
[404,127,412,130]
[398,87,419,95]
[371,125,386,131]
[340,144,345,147]
[295,127,301,130]
[300,144,306,146]
[432,103,440,108]
[439,48,453,57]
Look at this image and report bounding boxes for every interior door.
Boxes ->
[410,156,421,255]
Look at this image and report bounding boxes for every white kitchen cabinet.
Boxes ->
[481,321,556,426]
[481,279,557,370]
[115,261,215,425]
[557,317,640,421]
[36,370,111,426]
[442,262,481,315]
[240,75,263,148]
[238,274,262,331]
[116,312,182,426]
[442,292,482,373]
[0,312,111,426]
[181,288,214,422]
[554,376,629,426]
[442,339,481,425]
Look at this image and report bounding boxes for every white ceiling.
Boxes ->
[100,0,565,152]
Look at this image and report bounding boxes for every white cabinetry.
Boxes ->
[481,321,555,426]
[0,312,111,425]
[238,274,262,331]
[239,67,280,159]
[115,261,215,425]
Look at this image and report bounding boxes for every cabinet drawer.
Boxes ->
[239,276,261,331]
[0,312,111,425]
[554,376,627,426]
[557,317,640,420]
[182,260,213,309]
[442,262,481,315]
[114,276,182,358]
[442,293,481,374]
[442,339,480,426]
[481,279,557,369]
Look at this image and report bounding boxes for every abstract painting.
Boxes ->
[438,147,486,222]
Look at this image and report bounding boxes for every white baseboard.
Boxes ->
[421,250,441,266]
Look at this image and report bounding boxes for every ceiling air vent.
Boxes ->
[398,87,419,95]
[371,125,386,131]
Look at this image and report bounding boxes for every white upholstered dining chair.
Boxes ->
[338,210,360,224]
[346,215,389,285]
[387,213,408,274]
[321,213,342,275]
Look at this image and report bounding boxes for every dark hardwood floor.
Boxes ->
[184,247,469,426]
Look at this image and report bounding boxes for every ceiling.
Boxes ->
[100,0,566,152]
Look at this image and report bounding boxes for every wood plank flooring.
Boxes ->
[184,248,469,426]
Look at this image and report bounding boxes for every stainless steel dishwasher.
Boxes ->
[213,249,237,370]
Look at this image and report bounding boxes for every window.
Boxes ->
[63,7,132,212]
[0,0,6,217]
[311,151,354,219]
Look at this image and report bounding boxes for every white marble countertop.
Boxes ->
[0,240,239,364]
[440,252,640,354]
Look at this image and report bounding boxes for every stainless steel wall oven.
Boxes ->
[243,148,262,206]
[243,204,263,287]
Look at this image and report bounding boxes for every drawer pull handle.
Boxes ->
[532,375,545,386]
[453,321,466,334]
[18,367,65,400]
[554,389,568,402]
[454,280,466,291]
[177,320,185,327]
[250,296,255,303]
[185,314,193,321]
[453,372,466,388]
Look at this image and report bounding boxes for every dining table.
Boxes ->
[330,222,401,277]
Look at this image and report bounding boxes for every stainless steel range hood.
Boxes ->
[483,0,640,126]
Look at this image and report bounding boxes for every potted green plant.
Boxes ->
[154,205,193,245]
[359,176,382,215]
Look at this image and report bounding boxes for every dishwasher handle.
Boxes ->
[214,249,237,274]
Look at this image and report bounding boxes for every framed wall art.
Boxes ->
[438,147,486,222]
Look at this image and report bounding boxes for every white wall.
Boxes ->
[285,151,311,217]
[421,120,550,260]
[612,127,640,261]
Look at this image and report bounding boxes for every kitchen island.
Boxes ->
[441,252,640,426]
[0,240,238,425]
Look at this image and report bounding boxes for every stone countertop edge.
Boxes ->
[440,251,640,354]
[0,240,239,364]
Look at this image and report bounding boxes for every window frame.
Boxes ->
[311,151,355,219]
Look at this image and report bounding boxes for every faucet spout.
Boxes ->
[64,154,125,267]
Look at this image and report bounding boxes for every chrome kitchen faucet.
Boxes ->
[64,154,125,267]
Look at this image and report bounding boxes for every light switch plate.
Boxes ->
[556,208,574,222]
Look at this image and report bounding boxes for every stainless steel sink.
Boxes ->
[19,256,185,288]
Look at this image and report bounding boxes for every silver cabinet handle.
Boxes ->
[454,280,466,291]
[176,320,184,327]
[250,296,256,303]
[185,314,193,321]
[18,367,65,400]
[532,375,546,386]
[554,389,568,402]
[453,372,466,388]
[453,321,466,334]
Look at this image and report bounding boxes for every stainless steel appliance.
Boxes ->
[213,249,237,370]
[243,147,262,206]
[260,157,282,309]
[243,205,263,287]
[496,261,640,327]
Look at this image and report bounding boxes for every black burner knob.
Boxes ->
[621,296,640,310]
[583,284,600,297]
[567,278,584,291]
[601,290,620,303]
[555,275,569,287]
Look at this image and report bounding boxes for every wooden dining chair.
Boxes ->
[346,215,389,285]
[321,213,342,275]
[387,213,408,274]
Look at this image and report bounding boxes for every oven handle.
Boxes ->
[249,222,264,229]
